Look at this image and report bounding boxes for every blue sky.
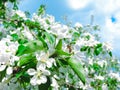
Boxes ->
[19,0,120,57]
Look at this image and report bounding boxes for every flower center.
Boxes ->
[41,59,46,63]
[37,71,42,77]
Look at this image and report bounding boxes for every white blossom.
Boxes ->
[94,75,104,80]
[22,26,34,40]
[6,66,13,75]
[109,71,120,81]
[15,10,26,19]
[35,51,56,68]
[103,42,113,51]
[102,84,108,90]
[27,63,50,85]
[97,60,107,67]
[74,22,83,28]
[0,36,19,74]
[51,77,59,90]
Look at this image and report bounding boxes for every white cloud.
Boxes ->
[67,0,91,10]
[94,0,120,14]
[66,0,120,12]
[101,14,120,55]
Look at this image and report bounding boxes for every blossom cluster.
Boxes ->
[0,2,120,90]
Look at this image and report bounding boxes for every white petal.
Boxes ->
[51,77,59,88]
[27,69,36,76]
[6,66,13,75]
[46,61,52,68]
[37,62,46,70]
[0,65,6,71]
[30,76,37,86]
[36,78,42,85]
[42,70,51,76]
[36,53,41,61]
[40,75,47,84]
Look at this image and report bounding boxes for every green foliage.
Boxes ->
[24,11,30,18]
[11,33,19,41]
[0,70,6,82]
[9,0,17,3]
[94,43,103,56]
[16,40,44,56]
[91,79,103,90]
[109,51,112,57]
[72,32,80,41]
[92,63,101,72]
[13,2,18,10]
[16,44,27,56]
[0,0,18,19]
[3,14,24,28]
[106,77,118,90]
[38,5,46,16]
[25,19,40,30]
[80,46,89,51]
[18,54,36,67]
[55,50,71,56]
[55,39,62,50]
[44,32,56,44]
[39,37,48,49]
[68,58,86,84]
[46,19,50,25]
[18,38,28,44]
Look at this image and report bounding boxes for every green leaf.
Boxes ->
[46,19,50,25]
[26,40,43,52]
[39,37,48,49]
[85,35,90,40]
[96,43,102,48]
[13,2,18,10]
[56,50,70,56]
[68,58,86,84]
[44,32,55,44]
[109,51,112,57]
[94,43,103,56]
[0,70,6,82]
[0,32,2,36]
[93,63,101,71]
[38,77,51,90]
[9,0,17,3]
[16,44,27,56]
[16,40,44,56]
[80,46,88,51]
[15,71,24,79]
[25,19,40,30]
[18,54,36,66]
[18,39,28,44]
[72,32,80,41]
[38,5,45,16]
[24,11,30,18]
[94,47,103,56]
[55,39,62,50]
[87,47,91,55]
[20,73,30,83]
[11,33,19,41]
